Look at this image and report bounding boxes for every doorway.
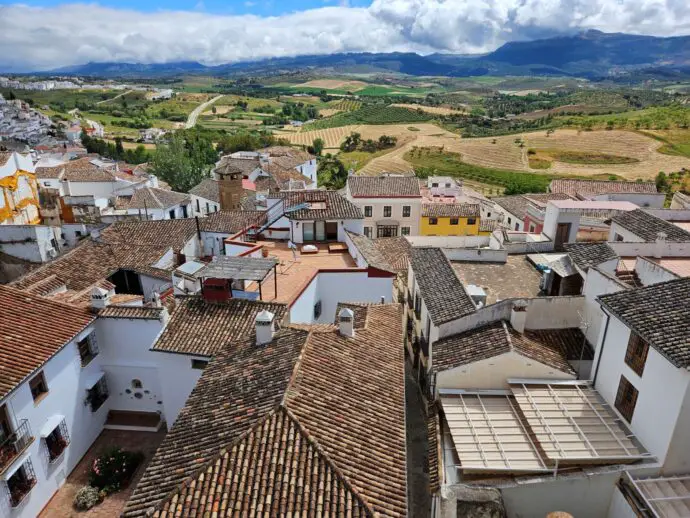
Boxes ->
[315,221,326,241]
[555,223,571,251]
[325,222,338,241]
[302,222,315,242]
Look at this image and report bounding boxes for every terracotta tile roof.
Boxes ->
[279,190,363,220]
[155,407,372,517]
[427,404,441,494]
[610,209,690,242]
[188,178,220,203]
[348,176,422,198]
[152,296,288,356]
[126,187,190,210]
[479,219,499,232]
[375,236,412,274]
[63,158,116,182]
[125,303,407,518]
[263,146,314,170]
[598,277,690,368]
[260,162,312,189]
[0,285,95,398]
[564,242,619,271]
[98,305,165,320]
[35,165,64,179]
[200,210,263,234]
[410,247,476,324]
[521,328,594,361]
[550,178,658,198]
[100,219,197,251]
[125,327,309,517]
[422,203,480,218]
[346,230,398,274]
[432,321,576,375]
[0,151,12,167]
[11,239,171,296]
[492,193,573,219]
[216,156,261,176]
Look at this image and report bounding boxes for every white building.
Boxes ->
[188,178,221,217]
[549,178,665,209]
[123,187,191,221]
[345,175,422,237]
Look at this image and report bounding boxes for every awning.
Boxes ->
[40,415,65,438]
[375,219,399,227]
[85,371,105,390]
[2,453,29,480]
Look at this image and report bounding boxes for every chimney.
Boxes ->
[380,296,385,304]
[90,228,101,241]
[338,307,355,338]
[654,231,667,259]
[255,310,275,346]
[510,303,527,334]
[90,287,111,310]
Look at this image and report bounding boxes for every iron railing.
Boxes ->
[0,420,32,473]
[7,458,36,508]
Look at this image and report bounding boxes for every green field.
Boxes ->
[305,105,434,129]
[638,130,690,158]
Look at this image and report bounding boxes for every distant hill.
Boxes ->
[33,31,690,79]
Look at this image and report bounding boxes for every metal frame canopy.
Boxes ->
[199,256,278,282]
[440,389,550,474]
[628,473,690,518]
[508,379,649,465]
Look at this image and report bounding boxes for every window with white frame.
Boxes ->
[383,206,392,218]
[364,206,372,217]
[402,206,411,218]
[363,227,372,238]
[401,227,410,236]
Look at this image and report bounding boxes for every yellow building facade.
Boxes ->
[0,152,40,225]
[420,203,480,236]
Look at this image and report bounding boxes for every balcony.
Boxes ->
[406,291,413,310]
[418,336,429,357]
[0,420,33,474]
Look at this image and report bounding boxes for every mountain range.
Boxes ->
[40,31,690,79]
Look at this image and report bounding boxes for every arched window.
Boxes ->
[131,379,143,389]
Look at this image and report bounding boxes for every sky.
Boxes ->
[1,0,690,72]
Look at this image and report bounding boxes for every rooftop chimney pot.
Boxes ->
[338,307,355,338]
[255,310,275,346]
[90,287,111,310]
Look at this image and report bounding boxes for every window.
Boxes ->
[75,230,82,237]
[45,419,70,463]
[206,202,210,214]
[401,227,410,236]
[615,233,624,242]
[196,199,200,212]
[414,293,421,319]
[514,223,519,231]
[383,206,392,218]
[615,376,638,423]
[377,225,398,238]
[131,379,143,389]
[314,300,322,319]
[191,359,208,370]
[402,205,411,218]
[7,459,36,508]
[169,209,176,219]
[432,183,438,187]
[29,372,48,403]
[529,224,536,232]
[86,376,109,412]
[487,212,491,218]
[450,218,459,226]
[625,332,649,377]
[181,205,188,218]
[507,217,512,224]
[77,333,98,367]
[364,206,372,217]
[468,218,476,225]
[363,227,372,238]
[429,217,438,225]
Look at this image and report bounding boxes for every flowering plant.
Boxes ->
[88,447,144,495]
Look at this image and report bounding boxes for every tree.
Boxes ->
[149,132,215,192]
[656,171,668,192]
[212,106,217,115]
[340,132,361,152]
[312,138,324,156]
[317,154,348,190]
[115,138,125,159]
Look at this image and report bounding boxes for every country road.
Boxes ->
[96,89,133,105]
[185,95,223,129]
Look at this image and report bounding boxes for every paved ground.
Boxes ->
[185,95,223,128]
[247,240,357,304]
[39,429,165,518]
[406,363,431,518]
[452,255,542,304]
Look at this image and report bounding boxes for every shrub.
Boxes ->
[73,486,102,511]
[89,447,144,495]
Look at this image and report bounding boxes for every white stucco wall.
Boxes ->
[349,197,422,237]
[607,484,639,518]
[662,376,690,475]
[191,195,220,217]
[95,316,167,418]
[609,240,690,258]
[500,470,621,518]
[155,352,206,429]
[289,270,394,324]
[289,219,363,244]
[594,314,690,467]
[634,257,680,286]
[436,351,575,391]
[0,325,108,518]
[608,222,646,243]
[590,193,665,209]
[582,268,627,348]
[139,274,173,303]
[0,225,58,263]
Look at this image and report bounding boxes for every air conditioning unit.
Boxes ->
[539,268,552,291]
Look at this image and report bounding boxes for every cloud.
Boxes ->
[1,0,690,71]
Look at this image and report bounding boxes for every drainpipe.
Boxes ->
[592,309,611,387]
